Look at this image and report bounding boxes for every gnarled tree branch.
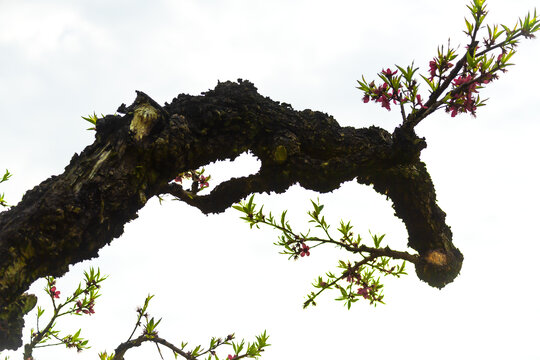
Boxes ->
[0,80,461,350]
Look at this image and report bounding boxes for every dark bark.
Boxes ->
[0,80,462,350]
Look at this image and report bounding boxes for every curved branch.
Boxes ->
[0,80,461,350]
[113,335,194,360]
[160,172,286,215]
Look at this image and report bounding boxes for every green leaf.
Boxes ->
[395,64,407,77]
[0,169,11,183]
[420,75,437,92]
[466,50,476,68]
[81,112,101,131]
[356,78,371,92]
[247,194,255,210]
[465,18,473,35]
[280,210,287,227]
[232,205,244,212]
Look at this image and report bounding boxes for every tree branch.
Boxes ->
[113,335,194,360]
[0,80,461,350]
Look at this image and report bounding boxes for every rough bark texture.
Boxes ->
[0,80,462,350]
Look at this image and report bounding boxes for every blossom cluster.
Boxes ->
[358,57,446,116]
[446,75,481,117]
[362,70,400,111]
[428,46,456,81]
[360,68,426,112]
[174,168,210,192]
[344,264,381,302]
[444,50,505,117]
[291,240,310,259]
[357,0,538,122]
[60,333,88,352]
[23,269,107,359]
[49,285,60,299]
[75,299,95,315]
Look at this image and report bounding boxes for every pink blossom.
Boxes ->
[75,299,95,315]
[428,60,437,80]
[376,95,391,111]
[357,286,371,299]
[429,58,454,80]
[381,68,397,77]
[300,243,310,257]
[198,175,209,189]
[49,286,60,299]
[416,95,427,109]
[452,75,473,87]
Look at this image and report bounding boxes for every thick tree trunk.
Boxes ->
[0,80,462,350]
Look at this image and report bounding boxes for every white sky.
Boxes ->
[1,0,539,359]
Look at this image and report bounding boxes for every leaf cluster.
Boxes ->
[0,169,12,207]
[81,112,104,131]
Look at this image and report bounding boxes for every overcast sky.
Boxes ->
[1,0,539,359]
